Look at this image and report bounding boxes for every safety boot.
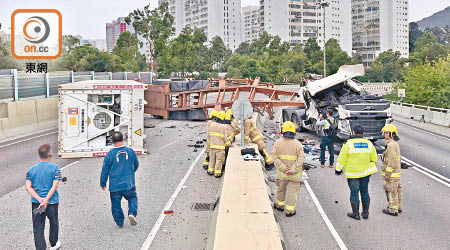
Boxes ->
[273,203,284,212]
[265,162,275,171]
[382,209,398,216]
[347,202,361,220]
[286,211,296,217]
[361,203,370,219]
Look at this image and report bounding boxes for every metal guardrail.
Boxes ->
[0,69,154,102]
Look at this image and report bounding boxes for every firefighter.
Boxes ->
[381,124,402,216]
[244,119,275,170]
[204,110,218,170]
[207,111,230,178]
[335,125,378,220]
[222,110,235,172]
[226,109,240,141]
[272,121,306,217]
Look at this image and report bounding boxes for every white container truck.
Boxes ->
[58,80,147,158]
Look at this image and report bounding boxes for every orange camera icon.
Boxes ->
[11,9,62,59]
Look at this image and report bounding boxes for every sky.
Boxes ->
[0,0,449,39]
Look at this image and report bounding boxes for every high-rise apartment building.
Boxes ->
[106,17,135,53]
[242,6,261,43]
[352,0,409,66]
[159,0,242,51]
[159,0,186,36]
[260,0,352,55]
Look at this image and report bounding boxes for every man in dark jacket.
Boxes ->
[100,132,139,228]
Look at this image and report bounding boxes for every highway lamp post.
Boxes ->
[320,2,329,77]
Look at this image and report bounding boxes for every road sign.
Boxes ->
[398,89,405,98]
[232,99,253,121]
[232,99,253,147]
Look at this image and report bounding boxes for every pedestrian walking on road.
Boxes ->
[381,124,403,216]
[25,144,62,250]
[207,111,230,178]
[100,132,139,228]
[317,109,337,168]
[335,125,378,220]
[272,121,306,217]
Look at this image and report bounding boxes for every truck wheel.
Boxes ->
[291,114,306,132]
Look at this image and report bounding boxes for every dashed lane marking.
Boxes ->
[140,148,206,250]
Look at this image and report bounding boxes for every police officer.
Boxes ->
[317,109,337,168]
[381,124,402,216]
[204,110,218,170]
[244,118,275,170]
[207,111,230,178]
[272,121,305,217]
[335,125,378,220]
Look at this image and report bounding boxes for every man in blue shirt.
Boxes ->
[100,131,139,228]
[25,144,62,250]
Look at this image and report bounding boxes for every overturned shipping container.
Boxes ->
[58,80,147,158]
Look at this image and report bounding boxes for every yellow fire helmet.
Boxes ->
[216,111,226,121]
[382,124,399,137]
[209,110,218,119]
[281,121,296,134]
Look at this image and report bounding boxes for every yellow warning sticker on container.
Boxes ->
[135,129,142,136]
[70,117,77,126]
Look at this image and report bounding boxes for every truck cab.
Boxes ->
[282,64,393,141]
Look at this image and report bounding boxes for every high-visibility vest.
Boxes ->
[336,138,378,178]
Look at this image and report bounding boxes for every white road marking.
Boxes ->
[304,180,348,250]
[140,148,206,250]
[61,160,80,170]
[0,130,57,149]
[394,121,450,141]
[410,166,450,188]
[155,134,193,151]
[402,156,450,188]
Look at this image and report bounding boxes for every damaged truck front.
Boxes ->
[282,64,393,141]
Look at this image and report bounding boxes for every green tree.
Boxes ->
[57,45,119,72]
[304,38,323,74]
[402,56,450,108]
[366,50,406,82]
[209,36,231,72]
[410,33,450,65]
[409,22,423,52]
[325,38,351,75]
[126,2,175,75]
[113,32,148,72]
[235,42,251,55]
[0,39,21,69]
[62,35,80,53]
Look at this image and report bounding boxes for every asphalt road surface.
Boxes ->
[0,105,449,249]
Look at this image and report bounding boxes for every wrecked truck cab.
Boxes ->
[282,64,393,141]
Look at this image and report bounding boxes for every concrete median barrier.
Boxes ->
[35,97,58,130]
[0,100,39,138]
[209,113,283,250]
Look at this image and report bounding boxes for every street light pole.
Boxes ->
[321,2,329,77]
